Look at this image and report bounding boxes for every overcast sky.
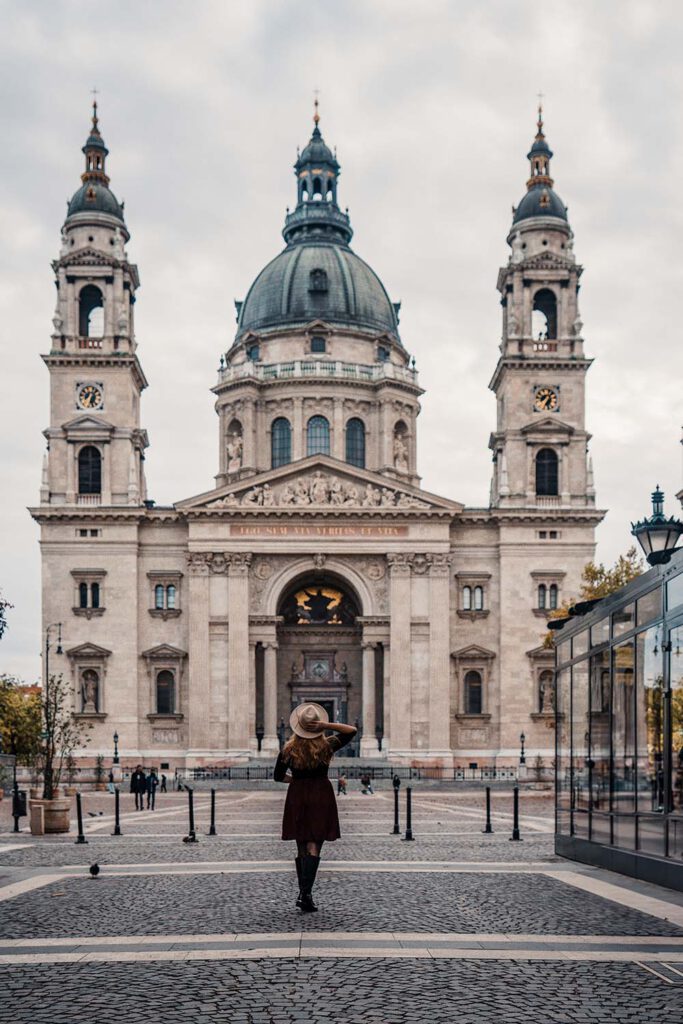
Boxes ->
[1,0,682,682]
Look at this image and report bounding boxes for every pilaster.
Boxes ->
[227,553,252,752]
[187,553,211,755]
[387,553,412,752]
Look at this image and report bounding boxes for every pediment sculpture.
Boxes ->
[208,470,430,510]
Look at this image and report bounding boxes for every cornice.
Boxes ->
[213,375,423,400]
[42,352,149,391]
[489,355,592,392]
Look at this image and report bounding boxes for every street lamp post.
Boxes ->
[113,731,119,765]
[631,487,683,566]
[43,623,63,800]
[255,724,264,754]
[519,732,526,766]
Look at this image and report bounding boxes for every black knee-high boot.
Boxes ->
[295,857,303,908]
[300,855,320,913]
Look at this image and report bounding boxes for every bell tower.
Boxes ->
[42,102,148,507]
[489,106,595,510]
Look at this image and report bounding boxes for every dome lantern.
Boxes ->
[511,103,568,226]
[65,100,126,226]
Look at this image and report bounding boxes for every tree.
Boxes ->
[543,546,644,648]
[0,675,41,766]
[0,589,14,642]
[41,673,92,800]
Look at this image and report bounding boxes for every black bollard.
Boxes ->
[509,785,521,841]
[75,792,88,845]
[402,786,414,841]
[185,785,197,843]
[208,788,217,836]
[112,787,122,836]
[392,786,400,835]
[482,785,493,834]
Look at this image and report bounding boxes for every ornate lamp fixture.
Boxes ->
[631,487,683,566]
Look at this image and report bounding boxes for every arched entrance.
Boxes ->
[275,574,362,735]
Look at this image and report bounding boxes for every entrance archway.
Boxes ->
[273,574,363,740]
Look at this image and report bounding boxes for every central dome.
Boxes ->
[237,240,400,337]
[236,112,400,342]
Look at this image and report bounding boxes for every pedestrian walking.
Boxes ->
[130,764,147,811]
[146,768,159,810]
[360,772,374,795]
[107,769,115,795]
[274,703,357,913]
[160,773,167,793]
[337,774,347,796]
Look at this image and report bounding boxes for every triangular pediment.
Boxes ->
[519,250,577,272]
[176,455,462,515]
[451,644,496,661]
[141,644,187,660]
[55,247,120,268]
[62,414,116,434]
[66,642,112,659]
[520,416,575,436]
[526,643,554,661]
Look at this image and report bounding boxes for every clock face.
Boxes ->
[534,386,559,412]
[77,384,103,410]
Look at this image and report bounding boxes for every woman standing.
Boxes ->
[274,703,357,913]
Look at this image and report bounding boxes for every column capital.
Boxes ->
[186,552,211,577]
[263,641,279,652]
[361,640,377,651]
[430,553,452,577]
[229,553,253,577]
[386,552,412,577]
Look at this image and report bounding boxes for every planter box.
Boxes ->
[29,798,71,834]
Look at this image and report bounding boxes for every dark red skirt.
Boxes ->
[281,777,341,842]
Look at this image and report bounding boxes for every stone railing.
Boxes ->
[217,359,418,386]
[76,494,102,506]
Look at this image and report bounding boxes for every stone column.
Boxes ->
[227,553,252,753]
[382,641,391,752]
[429,554,452,755]
[292,397,303,461]
[388,554,412,752]
[187,553,211,757]
[360,641,377,757]
[333,398,344,460]
[262,642,279,753]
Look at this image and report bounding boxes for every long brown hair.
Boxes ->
[283,734,333,769]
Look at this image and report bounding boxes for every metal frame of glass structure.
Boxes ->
[554,547,683,890]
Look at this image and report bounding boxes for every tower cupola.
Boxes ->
[65,102,126,226]
[283,100,352,246]
[512,104,568,226]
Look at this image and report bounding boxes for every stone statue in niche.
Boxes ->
[207,472,430,510]
[539,675,555,714]
[511,231,523,264]
[81,670,99,713]
[227,432,243,474]
[393,435,409,472]
[310,471,329,504]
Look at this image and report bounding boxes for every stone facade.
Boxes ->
[31,103,605,766]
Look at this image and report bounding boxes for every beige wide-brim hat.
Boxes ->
[289,702,330,739]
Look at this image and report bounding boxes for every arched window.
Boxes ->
[166,585,176,609]
[464,670,483,715]
[462,586,472,611]
[345,418,366,468]
[156,670,175,715]
[271,417,292,468]
[549,583,559,610]
[79,582,88,608]
[155,584,165,610]
[474,586,484,611]
[90,582,100,609]
[79,285,104,337]
[307,415,330,457]
[535,448,558,496]
[78,446,101,495]
[532,288,557,340]
[312,177,322,200]
[538,584,547,609]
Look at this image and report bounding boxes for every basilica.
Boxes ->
[31,102,604,766]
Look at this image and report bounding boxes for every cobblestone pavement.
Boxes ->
[2,789,683,1022]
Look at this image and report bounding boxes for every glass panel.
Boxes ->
[637,816,666,856]
[637,588,662,627]
[556,667,571,833]
[636,626,664,812]
[590,617,610,647]
[670,624,683,814]
[572,810,589,838]
[156,671,174,715]
[667,573,683,612]
[573,630,589,659]
[589,650,610,812]
[612,639,636,813]
[612,603,635,639]
[557,638,571,665]
[590,813,611,845]
[669,816,683,859]
[155,584,165,610]
[166,585,176,610]
[306,415,330,457]
[613,815,636,851]
[571,660,590,817]
[271,418,292,469]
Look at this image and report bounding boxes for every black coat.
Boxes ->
[130,770,147,794]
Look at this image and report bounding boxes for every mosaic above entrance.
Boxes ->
[280,584,358,626]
